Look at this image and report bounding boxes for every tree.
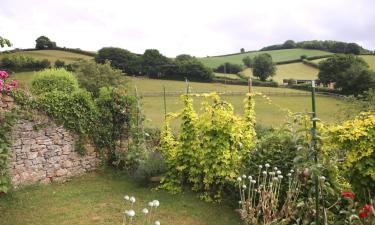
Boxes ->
[95,47,141,75]
[318,54,375,95]
[35,36,56,49]
[240,48,245,53]
[242,56,252,68]
[252,53,276,81]
[141,49,170,78]
[0,36,11,48]
[283,40,296,49]
[318,54,368,85]
[345,43,361,55]
[168,54,214,81]
[75,60,127,98]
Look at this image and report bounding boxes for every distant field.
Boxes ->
[0,50,93,63]
[240,62,319,84]
[10,71,35,89]
[199,49,333,68]
[214,72,241,80]
[128,77,306,93]
[142,95,347,129]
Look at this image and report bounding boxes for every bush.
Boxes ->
[214,62,243,74]
[135,152,167,185]
[31,68,79,95]
[54,59,65,68]
[75,60,127,98]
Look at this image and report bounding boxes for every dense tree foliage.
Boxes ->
[141,49,170,78]
[261,40,367,54]
[215,62,243,74]
[35,36,56,50]
[252,53,276,81]
[1,55,50,71]
[318,54,375,95]
[170,54,213,81]
[242,56,252,68]
[74,60,127,98]
[0,36,11,48]
[95,47,141,75]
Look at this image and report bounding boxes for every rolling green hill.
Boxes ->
[0,50,93,63]
[199,48,333,68]
[240,62,319,84]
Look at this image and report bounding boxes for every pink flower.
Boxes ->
[0,70,9,79]
[10,80,17,87]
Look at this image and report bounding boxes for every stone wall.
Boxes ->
[0,93,15,112]
[9,119,99,187]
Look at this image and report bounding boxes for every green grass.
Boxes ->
[10,71,35,89]
[0,50,93,63]
[142,95,347,129]
[0,170,241,225]
[240,62,319,84]
[199,49,333,68]
[214,73,242,80]
[129,77,306,94]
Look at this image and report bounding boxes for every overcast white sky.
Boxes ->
[1,0,374,57]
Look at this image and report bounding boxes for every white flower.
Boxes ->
[142,208,149,214]
[124,195,130,200]
[262,171,267,175]
[272,177,278,181]
[153,200,160,207]
[237,177,242,182]
[277,170,281,175]
[290,169,294,173]
[242,174,247,179]
[238,201,242,204]
[258,165,263,169]
[273,167,278,171]
[320,176,326,181]
[145,132,150,137]
[148,201,155,207]
[278,175,283,179]
[248,176,252,180]
[265,163,270,168]
[242,184,247,189]
[155,221,161,225]
[127,210,135,217]
[287,173,292,177]
[130,196,136,203]
[251,180,256,184]
[269,172,275,176]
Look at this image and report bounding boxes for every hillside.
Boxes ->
[311,55,375,70]
[240,62,319,84]
[0,50,93,63]
[199,48,333,68]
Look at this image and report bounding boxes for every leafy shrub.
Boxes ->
[135,152,167,185]
[31,68,79,95]
[214,62,243,74]
[54,59,65,68]
[75,60,127,98]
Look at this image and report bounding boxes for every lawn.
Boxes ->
[0,170,241,225]
[0,50,93,63]
[198,49,333,68]
[240,62,319,84]
[142,95,347,129]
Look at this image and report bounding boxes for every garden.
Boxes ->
[1,58,375,225]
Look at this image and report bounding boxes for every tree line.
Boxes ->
[260,40,372,55]
[95,48,214,81]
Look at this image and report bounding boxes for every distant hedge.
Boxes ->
[213,77,278,87]
[0,55,50,72]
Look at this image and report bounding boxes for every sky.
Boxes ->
[1,0,374,57]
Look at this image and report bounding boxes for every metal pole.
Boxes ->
[311,80,319,225]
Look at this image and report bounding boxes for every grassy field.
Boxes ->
[10,71,35,89]
[214,72,242,80]
[0,170,241,225]
[199,49,333,68]
[0,50,93,63]
[141,94,347,129]
[240,62,319,84]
